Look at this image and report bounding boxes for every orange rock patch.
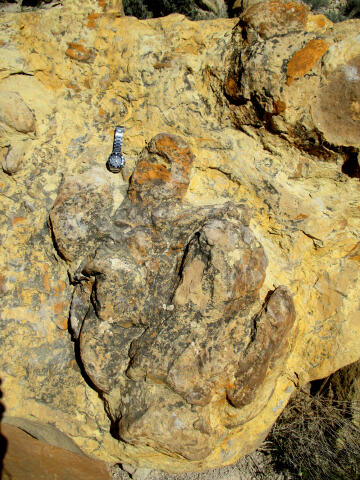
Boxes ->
[43,272,50,292]
[287,38,329,86]
[0,273,7,294]
[87,13,101,29]
[54,302,65,314]
[153,134,193,173]
[65,80,81,92]
[65,43,91,62]
[295,213,308,220]
[97,0,107,9]
[225,76,239,99]
[306,14,329,31]
[131,161,171,186]
[153,61,172,69]
[12,216,26,226]
[128,134,195,204]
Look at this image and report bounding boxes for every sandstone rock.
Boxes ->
[2,416,85,455]
[49,168,114,263]
[0,92,35,134]
[312,55,360,146]
[1,423,112,480]
[50,133,295,460]
[0,0,359,474]
[1,141,30,175]
[226,1,360,152]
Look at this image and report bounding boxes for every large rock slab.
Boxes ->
[50,133,295,461]
[1,423,112,480]
[0,0,359,473]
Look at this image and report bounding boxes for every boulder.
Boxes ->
[0,0,359,473]
[226,1,360,152]
[50,133,295,460]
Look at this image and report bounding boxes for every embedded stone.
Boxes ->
[0,92,35,134]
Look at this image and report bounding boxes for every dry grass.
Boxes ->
[265,386,360,479]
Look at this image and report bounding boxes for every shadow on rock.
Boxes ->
[0,378,8,477]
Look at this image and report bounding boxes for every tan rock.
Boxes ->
[0,0,359,474]
[49,168,115,263]
[0,92,35,134]
[1,140,30,175]
[312,55,360,146]
[286,38,330,86]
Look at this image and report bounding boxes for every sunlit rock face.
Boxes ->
[0,0,360,473]
[50,133,295,460]
[226,0,360,151]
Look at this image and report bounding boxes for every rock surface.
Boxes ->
[2,416,85,455]
[1,423,112,480]
[226,0,360,150]
[50,132,295,461]
[0,0,359,473]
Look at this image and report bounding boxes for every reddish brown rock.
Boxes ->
[1,424,112,480]
[227,287,296,408]
[65,42,92,62]
[128,133,194,204]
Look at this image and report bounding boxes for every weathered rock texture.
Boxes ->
[226,0,360,151]
[0,0,359,473]
[50,133,295,461]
